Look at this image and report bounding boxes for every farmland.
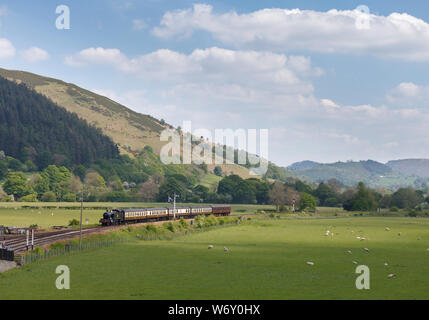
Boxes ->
[1,215,429,299]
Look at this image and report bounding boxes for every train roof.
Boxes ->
[107,205,231,213]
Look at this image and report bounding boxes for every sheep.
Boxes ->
[208,245,214,249]
[347,250,352,255]
[384,262,388,266]
[398,232,402,236]
[426,248,429,252]
[224,247,228,252]
[385,227,390,231]
[387,274,396,279]
[356,236,362,240]
[363,248,369,252]
[306,261,314,266]
[352,261,358,264]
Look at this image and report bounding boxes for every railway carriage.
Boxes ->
[99,205,231,226]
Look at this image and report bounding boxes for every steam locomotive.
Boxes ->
[99,205,231,226]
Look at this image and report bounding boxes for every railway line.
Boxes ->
[1,205,236,257]
[3,225,117,254]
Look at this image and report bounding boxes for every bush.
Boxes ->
[146,224,158,233]
[41,191,57,202]
[390,206,399,212]
[408,209,417,217]
[29,224,38,229]
[164,222,175,233]
[62,193,77,202]
[179,218,188,229]
[20,193,38,202]
[68,219,80,227]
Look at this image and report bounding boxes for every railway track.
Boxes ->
[3,225,117,254]
[3,211,245,255]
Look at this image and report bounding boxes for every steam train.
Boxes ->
[99,205,231,226]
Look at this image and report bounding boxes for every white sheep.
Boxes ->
[208,245,214,249]
[224,247,228,252]
[388,274,396,279]
[384,262,388,266]
[364,248,369,252]
[352,261,358,264]
[347,250,352,255]
[306,261,314,266]
[385,227,390,231]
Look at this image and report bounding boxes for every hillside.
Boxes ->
[0,68,258,179]
[387,159,429,178]
[0,76,119,168]
[287,160,426,189]
[288,160,320,171]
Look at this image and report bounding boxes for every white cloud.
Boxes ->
[21,47,49,63]
[153,4,429,61]
[387,82,429,108]
[0,38,15,58]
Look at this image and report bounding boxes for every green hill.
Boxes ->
[0,76,119,168]
[387,159,429,178]
[0,67,261,180]
[286,160,426,189]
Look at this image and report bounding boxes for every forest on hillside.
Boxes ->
[0,76,119,168]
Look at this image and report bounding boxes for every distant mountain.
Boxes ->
[288,160,320,171]
[286,160,427,189]
[0,76,119,167]
[386,159,429,178]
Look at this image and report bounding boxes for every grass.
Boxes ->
[1,216,429,299]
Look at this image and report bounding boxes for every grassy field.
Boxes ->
[0,202,276,228]
[1,216,429,299]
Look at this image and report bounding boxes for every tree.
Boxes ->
[269,182,287,212]
[343,182,378,211]
[300,193,317,211]
[41,191,57,202]
[3,172,30,199]
[314,183,338,207]
[157,177,186,202]
[214,166,223,177]
[139,179,159,202]
[391,187,423,209]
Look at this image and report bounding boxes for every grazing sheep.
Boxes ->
[352,261,358,264]
[356,236,361,240]
[306,261,314,266]
[224,247,228,252]
[387,274,396,279]
[385,227,390,231]
[360,237,366,241]
[384,262,388,266]
[426,248,429,252]
[347,250,352,255]
[363,248,369,252]
[208,245,214,249]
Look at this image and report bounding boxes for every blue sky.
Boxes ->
[1,1,429,166]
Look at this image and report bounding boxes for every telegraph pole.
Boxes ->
[168,193,179,220]
[79,188,83,249]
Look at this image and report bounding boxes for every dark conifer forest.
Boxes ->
[0,76,119,168]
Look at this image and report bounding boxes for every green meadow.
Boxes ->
[1,216,429,299]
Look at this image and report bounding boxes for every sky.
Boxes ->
[1,0,429,167]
